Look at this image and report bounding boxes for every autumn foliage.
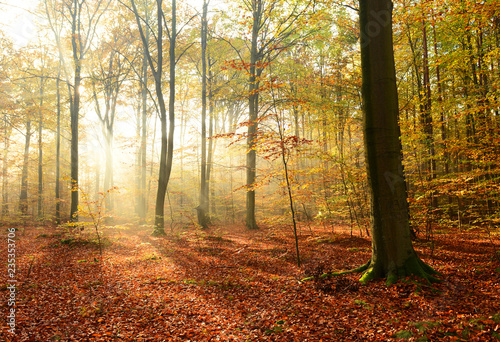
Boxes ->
[1,224,499,341]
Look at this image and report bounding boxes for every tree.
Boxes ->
[129,0,180,235]
[225,0,314,229]
[198,0,209,229]
[90,21,137,218]
[44,0,111,222]
[356,0,437,284]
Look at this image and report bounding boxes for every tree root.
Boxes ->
[151,228,166,237]
[358,255,440,285]
[301,256,439,286]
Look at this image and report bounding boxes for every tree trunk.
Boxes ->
[2,114,10,216]
[19,121,31,216]
[153,0,176,235]
[246,0,262,230]
[139,41,148,223]
[358,0,437,284]
[38,78,45,220]
[207,68,215,216]
[421,18,437,209]
[198,0,209,229]
[103,126,114,211]
[70,18,81,222]
[55,69,61,224]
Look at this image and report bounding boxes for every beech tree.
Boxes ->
[198,0,209,229]
[224,0,314,229]
[44,0,111,222]
[90,21,137,217]
[356,0,437,284]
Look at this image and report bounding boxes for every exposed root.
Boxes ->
[301,257,439,286]
[151,228,166,237]
[357,255,440,285]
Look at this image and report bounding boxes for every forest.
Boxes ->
[1,0,499,340]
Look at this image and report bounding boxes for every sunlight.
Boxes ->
[0,1,37,47]
[1,0,499,338]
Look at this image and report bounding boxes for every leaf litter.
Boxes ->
[1,224,499,341]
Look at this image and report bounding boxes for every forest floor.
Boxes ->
[1,221,499,341]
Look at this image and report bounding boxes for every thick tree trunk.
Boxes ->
[358,0,437,284]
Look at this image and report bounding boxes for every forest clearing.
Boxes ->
[1,223,499,341]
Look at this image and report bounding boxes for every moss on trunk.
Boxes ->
[359,253,439,285]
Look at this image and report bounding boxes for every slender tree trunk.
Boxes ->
[198,0,209,228]
[421,18,437,210]
[70,49,81,222]
[55,69,61,224]
[135,97,141,215]
[139,40,148,223]
[103,126,114,211]
[153,0,176,234]
[20,121,32,215]
[246,0,262,230]
[357,0,437,284]
[207,69,215,216]
[2,114,10,216]
[38,78,45,220]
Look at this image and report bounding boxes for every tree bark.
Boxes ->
[358,0,437,284]
[69,0,82,222]
[38,77,45,220]
[246,0,262,230]
[2,114,9,216]
[139,31,148,223]
[55,69,61,224]
[19,121,32,216]
[198,0,209,229]
[131,0,176,235]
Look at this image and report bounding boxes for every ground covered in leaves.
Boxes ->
[1,222,500,341]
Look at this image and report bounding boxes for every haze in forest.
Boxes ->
[0,0,498,244]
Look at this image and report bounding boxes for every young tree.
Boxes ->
[356,0,437,284]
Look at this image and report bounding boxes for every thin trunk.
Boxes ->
[138,4,149,223]
[207,68,215,216]
[38,78,45,220]
[198,0,209,228]
[20,121,31,215]
[135,97,141,215]
[139,48,148,222]
[2,114,10,216]
[153,0,176,234]
[55,70,61,224]
[421,19,436,210]
[69,0,82,222]
[246,0,262,230]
